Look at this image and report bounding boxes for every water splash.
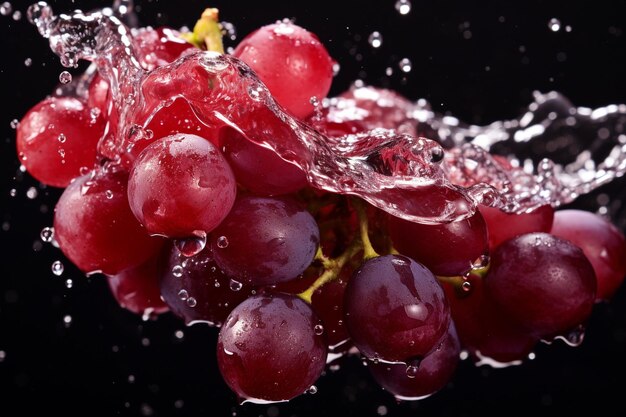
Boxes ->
[26,2,626,226]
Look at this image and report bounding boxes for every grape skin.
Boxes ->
[53,168,164,275]
[210,196,320,286]
[478,204,554,251]
[344,255,450,363]
[485,232,596,339]
[216,293,328,403]
[127,133,237,238]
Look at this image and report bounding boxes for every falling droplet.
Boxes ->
[63,314,72,327]
[0,2,13,16]
[314,324,324,335]
[368,31,383,48]
[65,278,73,289]
[306,385,318,395]
[175,232,207,257]
[399,58,412,73]
[26,187,38,199]
[395,0,411,15]
[40,226,54,242]
[51,260,64,276]
[59,70,72,84]
[548,18,561,32]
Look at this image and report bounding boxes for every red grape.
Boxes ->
[16,96,105,187]
[127,133,237,239]
[233,21,335,119]
[216,293,328,403]
[344,255,450,364]
[485,232,596,340]
[107,253,169,317]
[368,320,460,400]
[550,209,626,302]
[210,195,320,286]
[53,167,164,275]
[387,210,489,277]
[478,204,554,250]
[159,244,254,327]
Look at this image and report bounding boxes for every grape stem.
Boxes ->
[351,197,379,260]
[181,8,225,53]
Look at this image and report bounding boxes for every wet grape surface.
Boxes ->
[1,1,626,416]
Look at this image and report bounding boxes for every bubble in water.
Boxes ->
[399,58,412,73]
[174,330,184,340]
[172,265,183,277]
[51,260,64,276]
[216,236,229,248]
[59,70,72,84]
[314,324,324,335]
[368,31,383,48]
[39,226,53,243]
[0,2,12,16]
[395,0,411,15]
[548,18,561,32]
[186,297,197,307]
[461,280,472,292]
[178,289,189,301]
[229,279,242,291]
[221,21,237,40]
[377,405,388,416]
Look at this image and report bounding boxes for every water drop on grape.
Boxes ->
[229,279,242,291]
[186,297,197,308]
[172,265,183,277]
[51,260,64,276]
[178,289,189,301]
[368,31,383,48]
[461,280,472,292]
[314,324,324,335]
[306,385,318,395]
[399,58,412,73]
[216,235,229,249]
[395,0,412,15]
[175,232,207,257]
[59,71,72,84]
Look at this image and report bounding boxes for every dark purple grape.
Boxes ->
[387,210,489,276]
[485,232,596,340]
[368,320,460,400]
[442,274,538,366]
[159,244,254,327]
[344,255,450,364]
[210,196,320,286]
[216,293,328,403]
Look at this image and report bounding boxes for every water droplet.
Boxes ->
[65,278,73,288]
[395,0,411,15]
[548,18,561,32]
[306,385,318,395]
[461,280,472,292]
[24,57,32,67]
[10,119,19,129]
[51,260,64,276]
[59,70,72,84]
[0,350,5,362]
[314,324,324,335]
[178,289,189,301]
[174,330,184,340]
[175,231,207,257]
[40,226,54,242]
[63,315,72,327]
[216,235,229,249]
[309,96,320,107]
[9,189,16,197]
[57,133,66,143]
[430,147,444,163]
[405,358,421,378]
[0,2,12,16]
[229,279,242,292]
[332,62,341,76]
[186,297,197,308]
[11,9,20,20]
[105,189,113,199]
[399,58,412,73]
[172,265,183,277]
[221,21,237,40]
[368,31,383,48]
[26,187,38,199]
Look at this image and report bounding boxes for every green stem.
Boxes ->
[181,8,225,53]
[351,197,379,260]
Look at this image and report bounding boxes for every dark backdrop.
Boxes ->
[1,0,626,416]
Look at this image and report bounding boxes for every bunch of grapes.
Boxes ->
[15,4,626,405]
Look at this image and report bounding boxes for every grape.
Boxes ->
[16,96,105,187]
[233,21,335,119]
[550,209,626,301]
[442,274,538,366]
[387,210,489,276]
[368,321,460,400]
[53,167,164,275]
[127,133,237,239]
[133,26,196,71]
[159,244,254,327]
[485,232,596,340]
[216,293,328,403]
[478,204,554,250]
[311,277,351,354]
[210,196,320,286]
[219,128,307,196]
[344,255,450,364]
[107,253,169,317]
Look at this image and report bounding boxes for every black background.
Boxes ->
[1,0,626,416]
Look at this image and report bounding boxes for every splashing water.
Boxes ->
[26,2,626,225]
